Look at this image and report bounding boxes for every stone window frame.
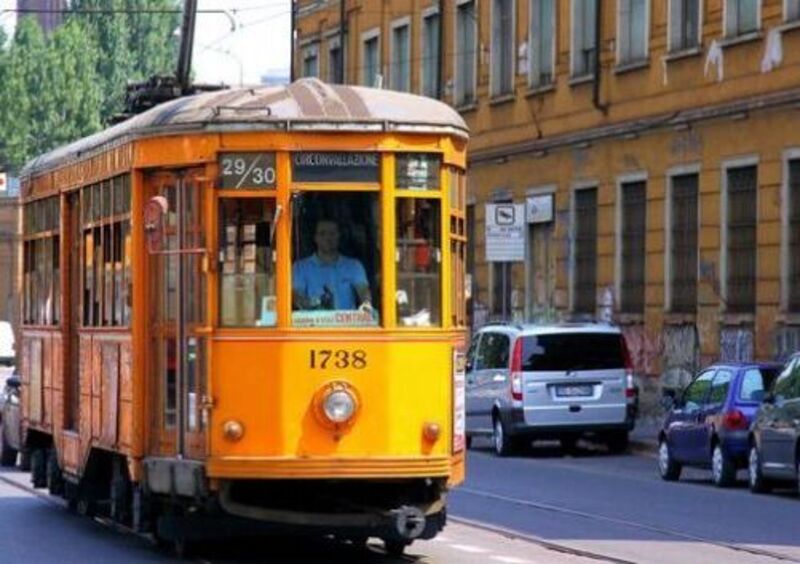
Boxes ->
[528,0,557,88]
[615,0,651,67]
[781,148,800,313]
[420,6,441,98]
[722,0,762,39]
[569,180,599,315]
[390,16,412,92]
[454,0,479,107]
[360,27,381,87]
[667,0,704,54]
[490,0,516,98]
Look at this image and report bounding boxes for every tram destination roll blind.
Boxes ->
[292,152,380,183]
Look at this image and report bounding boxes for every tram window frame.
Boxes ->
[217,196,278,328]
[395,196,443,327]
[449,167,468,328]
[22,197,60,327]
[290,190,382,329]
[81,174,132,328]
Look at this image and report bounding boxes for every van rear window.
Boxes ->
[521,333,625,371]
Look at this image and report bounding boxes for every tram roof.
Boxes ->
[21,78,469,178]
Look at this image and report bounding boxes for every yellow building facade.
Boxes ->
[294,0,800,388]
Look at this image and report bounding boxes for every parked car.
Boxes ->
[465,323,637,456]
[747,352,800,494]
[0,321,14,367]
[657,362,782,487]
[0,374,21,466]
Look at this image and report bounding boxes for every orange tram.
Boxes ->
[15,79,470,554]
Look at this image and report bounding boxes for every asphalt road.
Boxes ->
[0,465,590,564]
[452,439,800,564]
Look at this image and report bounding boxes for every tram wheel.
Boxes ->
[46,449,64,496]
[383,539,411,557]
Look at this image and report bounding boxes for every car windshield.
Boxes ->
[519,333,625,372]
[738,367,780,402]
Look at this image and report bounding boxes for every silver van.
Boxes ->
[465,323,636,456]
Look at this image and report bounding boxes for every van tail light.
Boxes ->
[510,339,523,401]
[723,409,748,431]
[621,336,636,399]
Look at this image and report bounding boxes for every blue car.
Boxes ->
[658,362,782,487]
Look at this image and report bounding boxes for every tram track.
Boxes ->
[454,486,800,563]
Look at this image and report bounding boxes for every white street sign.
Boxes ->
[526,193,554,223]
[485,203,525,262]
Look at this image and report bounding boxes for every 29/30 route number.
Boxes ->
[309,349,367,369]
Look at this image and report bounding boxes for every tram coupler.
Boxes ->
[389,505,426,540]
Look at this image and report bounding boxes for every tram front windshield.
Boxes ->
[292,192,381,328]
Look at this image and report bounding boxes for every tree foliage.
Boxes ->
[0,1,181,172]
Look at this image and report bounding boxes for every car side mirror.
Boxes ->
[465,359,474,373]
[762,392,776,405]
[6,375,20,388]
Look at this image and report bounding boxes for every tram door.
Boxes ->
[146,171,208,459]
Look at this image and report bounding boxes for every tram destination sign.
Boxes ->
[218,152,277,189]
[292,152,380,183]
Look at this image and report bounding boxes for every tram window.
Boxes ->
[80,175,132,327]
[218,198,277,327]
[396,198,441,327]
[22,197,60,326]
[291,192,381,328]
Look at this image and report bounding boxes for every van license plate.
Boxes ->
[556,385,593,397]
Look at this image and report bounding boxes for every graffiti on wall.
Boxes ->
[662,325,700,390]
[775,326,800,362]
[720,327,754,363]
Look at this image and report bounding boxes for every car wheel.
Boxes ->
[30,448,47,489]
[748,444,771,494]
[606,432,629,455]
[658,438,681,481]
[0,431,17,467]
[492,416,518,457]
[383,539,411,557]
[711,443,736,488]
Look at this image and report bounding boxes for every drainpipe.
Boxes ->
[437,0,445,99]
[290,0,297,82]
[339,0,346,83]
[592,0,607,114]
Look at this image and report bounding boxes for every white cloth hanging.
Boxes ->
[761,28,783,73]
[704,40,724,82]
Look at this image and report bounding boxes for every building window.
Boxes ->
[362,32,380,87]
[22,197,60,326]
[669,0,700,52]
[620,180,646,314]
[529,0,556,87]
[725,0,759,37]
[786,0,800,21]
[491,0,515,96]
[670,173,698,313]
[788,159,800,311]
[617,0,648,65]
[421,10,440,98]
[391,20,411,92]
[571,0,598,77]
[491,262,513,319]
[725,165,757,313]
[328,39,342,84]
[573,187,597,314]
[455,0,478,105]
[81,175,133,327]
[302,46,319,78]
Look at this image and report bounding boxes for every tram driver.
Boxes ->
[292,219,373,312]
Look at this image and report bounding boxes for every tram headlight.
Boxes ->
[322,389,357,424]
[315,381,360,429]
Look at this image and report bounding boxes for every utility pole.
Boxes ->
[339,0,346,84]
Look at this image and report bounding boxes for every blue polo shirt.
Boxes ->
[292,254,368,310]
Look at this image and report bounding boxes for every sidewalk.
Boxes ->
[630,416,661,455]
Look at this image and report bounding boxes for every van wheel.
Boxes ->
[748,444,771,493]
[711,444,736,487]
[492,416,519,457]
[606,432,629,455]
[0,432,17,467]
[658,439,681,481]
